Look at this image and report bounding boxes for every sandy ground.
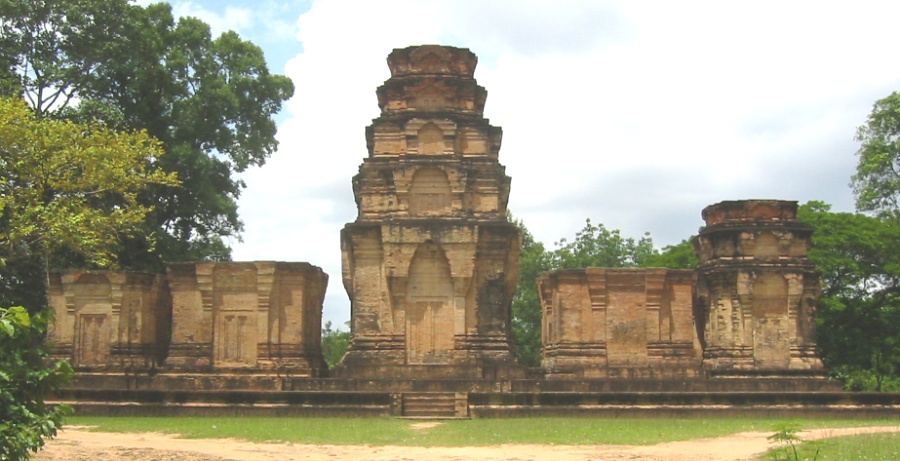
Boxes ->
[33,424,900,461]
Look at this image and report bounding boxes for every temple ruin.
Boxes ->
[334,45,523,379]
[45,45,868,418]
[693,200,824,374]
[539,268,699,379]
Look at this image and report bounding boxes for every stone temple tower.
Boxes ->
[693,200,825,375]
[336,45,524,379]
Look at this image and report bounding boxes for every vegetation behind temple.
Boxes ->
[0,0,294,285]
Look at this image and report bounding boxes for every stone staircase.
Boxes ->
[401,392,468,418]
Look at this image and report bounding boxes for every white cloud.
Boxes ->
[165,1,254,36]
[231,0,900,325]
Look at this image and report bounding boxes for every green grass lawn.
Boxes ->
[66,416,898,447]
[763,432,900,461]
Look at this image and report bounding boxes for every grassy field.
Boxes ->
[763,432,900,461]
[67,416,898,447]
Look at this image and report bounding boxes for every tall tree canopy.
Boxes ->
[798,201,900,391]
[0,96,175,460]
[0,0,295,268]
[853,91,900,219]
[0,97,176,269]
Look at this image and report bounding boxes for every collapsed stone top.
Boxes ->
[387,45,478,78]
[701,199,799,226]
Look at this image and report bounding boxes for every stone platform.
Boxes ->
[53,377,900,419]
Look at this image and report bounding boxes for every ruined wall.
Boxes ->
[537,200,827,379]
[337,45,523,379]
[539,268,700,378]
[693,200,824,375]
[48,270,170,370]
[165,261,328,376]
[49,262,328,378]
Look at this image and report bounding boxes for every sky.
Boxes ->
[143,0,900,326]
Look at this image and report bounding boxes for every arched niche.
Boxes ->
[417,122,444,155]
[406,242,454,363]
[408,166,452,216]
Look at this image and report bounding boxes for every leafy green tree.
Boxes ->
[510,220,551,367]
[0,306,73,461]
[0,0,132,113]
[640,239,699,269]
[321,321,351,368]
[1,1,294,269]
[0,97,177,269]
[0,97,176,458]
[551,219,656,269]
[853,91,900,219]
[798,201,900,391]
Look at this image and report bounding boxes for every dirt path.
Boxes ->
[33,425,900,461]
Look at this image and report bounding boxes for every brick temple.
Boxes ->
[334,45,523,379]
[45,45,870,418]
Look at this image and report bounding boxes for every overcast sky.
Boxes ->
[148,0,900,326]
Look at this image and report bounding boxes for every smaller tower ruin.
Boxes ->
[693,200,824,375]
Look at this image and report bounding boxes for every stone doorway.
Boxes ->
[406,243,454,364]
[76,313,109,366]
[752,273,791,369]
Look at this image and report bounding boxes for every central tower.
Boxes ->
[336,45,523,379]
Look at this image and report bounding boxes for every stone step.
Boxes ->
[401,392,466,418]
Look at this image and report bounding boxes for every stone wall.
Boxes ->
[48,270,170,371]
[165,261,328,375]
[48,262,328,379]
[539,268,700,378]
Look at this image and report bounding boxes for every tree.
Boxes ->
[0,97,177,268]
[0,307,73,461]
[1,1,295,268]
[798,201,900,391]
[510,220,551,367]
[0,97,176,459]
[321,321,351,368]
[640,239,699,269]
[852,91,900,219]
[0,0,132,114]
[551,219,656,269]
